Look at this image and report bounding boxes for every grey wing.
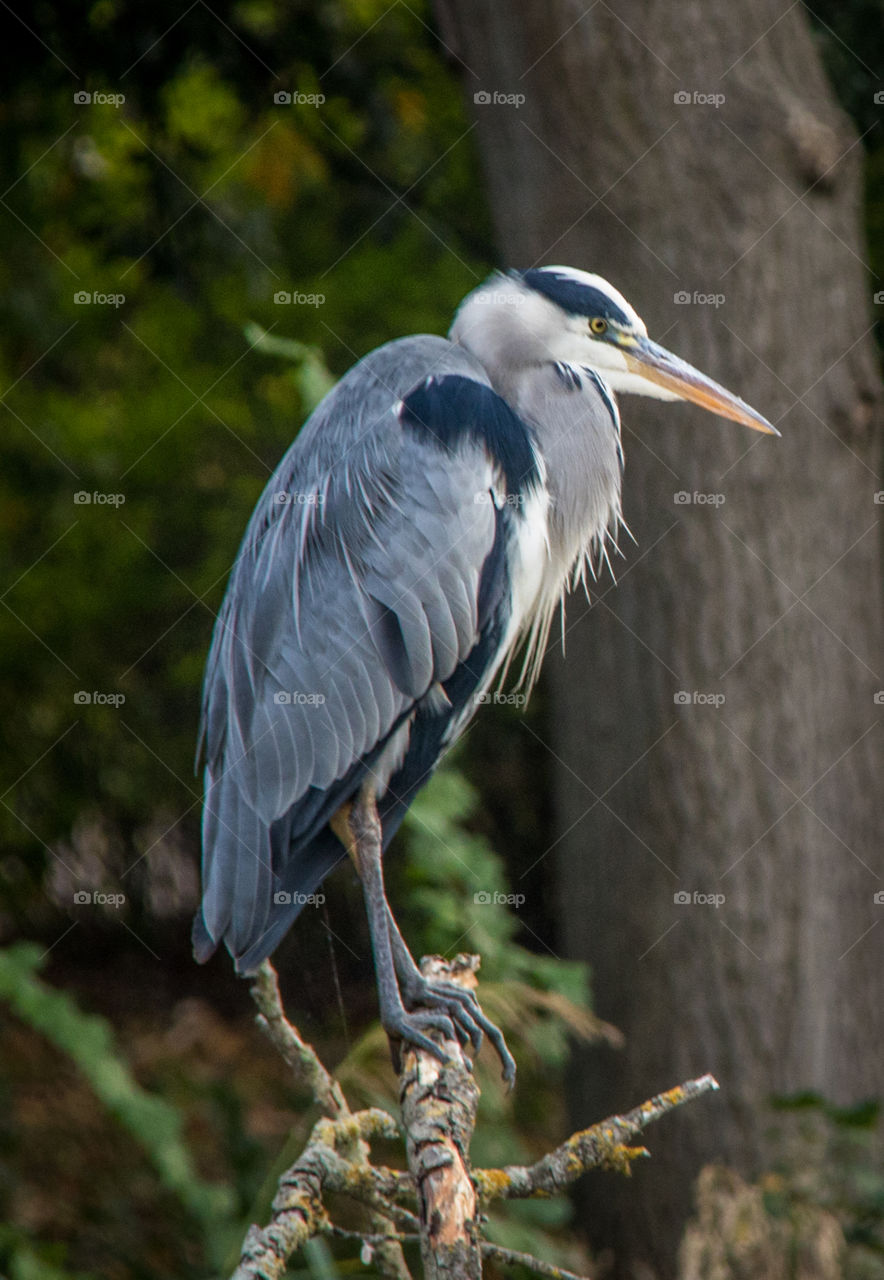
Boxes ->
[196,336,512,962]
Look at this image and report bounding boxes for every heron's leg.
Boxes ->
[386,906,517,1087]
[344,785,457,1066]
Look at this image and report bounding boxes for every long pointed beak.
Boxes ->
[623,336,779,436]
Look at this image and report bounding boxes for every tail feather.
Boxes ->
[197,772,275,962]
[193,777,349,974]
[234,826,347,973]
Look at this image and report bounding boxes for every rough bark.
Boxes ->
[436,2,883,1275]
[232,962,720,1279]
[399,956,483,1280]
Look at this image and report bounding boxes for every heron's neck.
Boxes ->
[500,362,625,578]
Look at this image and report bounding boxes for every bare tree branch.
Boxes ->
[231,959,720,1280]
[250,961,347,1120]
[242,962,411,1280]
[480,1242,591,1280]
[473,1075,720,1202]
[400,956,483,1280]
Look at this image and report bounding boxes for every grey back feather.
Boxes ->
[198,336,507,954]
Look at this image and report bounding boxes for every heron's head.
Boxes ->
[451,266,777,435]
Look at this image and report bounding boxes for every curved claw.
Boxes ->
[446,983,516,1088]
[400,973,516,1088]
[472,1007,517,1089]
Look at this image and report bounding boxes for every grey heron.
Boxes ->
[194,267,777,1083]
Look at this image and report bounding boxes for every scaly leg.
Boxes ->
[343,785,456,1066]
[387,908,516,1087]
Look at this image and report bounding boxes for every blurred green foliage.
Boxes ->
[0,943,234,1266]
[0,0,494,926]
[0,3,502,1274]
[769,1093,884,1278]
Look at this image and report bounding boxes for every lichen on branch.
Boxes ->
[230,958,719,1280]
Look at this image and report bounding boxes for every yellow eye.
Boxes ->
[590,317,608,335]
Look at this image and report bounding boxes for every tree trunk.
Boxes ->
[436,2,883,1275]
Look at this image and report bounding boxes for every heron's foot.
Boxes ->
[398,970,517,1088]
[399,970,483,1052]
[381,1004,460,1071]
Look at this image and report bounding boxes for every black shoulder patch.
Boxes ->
[400,374,541,500]
[518,268,631,327]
